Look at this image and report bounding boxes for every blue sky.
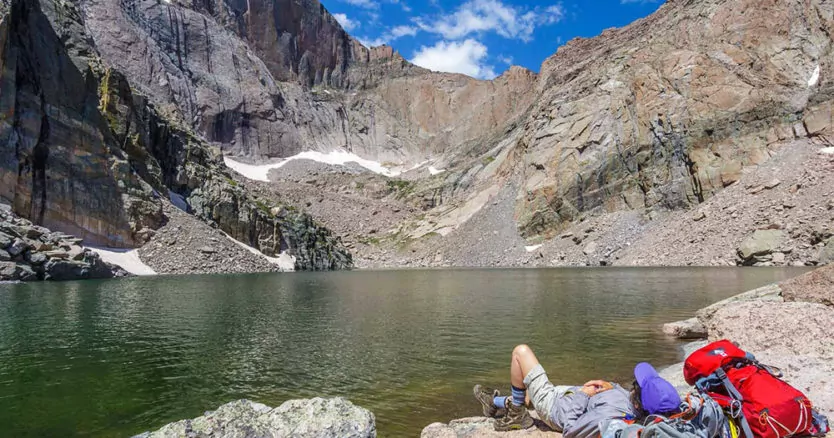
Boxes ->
[322,0,664,79]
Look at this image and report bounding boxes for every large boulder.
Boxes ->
[752,352,834,418]
[737,230,785,263]
[662,318,707,339]
[705,301,834,357]
[134,398,376,438]
[421,417,558,438]
[0,231,12,248]
[696,283,782,324]
[704,301,834,417]
[780,263,834,307]
[0,261,37,281]
[43,254,114,281]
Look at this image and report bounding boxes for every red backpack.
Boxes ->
[683,340,826,438]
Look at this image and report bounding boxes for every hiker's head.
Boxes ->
[631,362,681,420]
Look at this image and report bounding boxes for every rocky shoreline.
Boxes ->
[658,263,834,418]
[0,206,127,282]
[422,264,834,437]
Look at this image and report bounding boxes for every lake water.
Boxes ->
[0,267,808,437]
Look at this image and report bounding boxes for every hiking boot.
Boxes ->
[493,402,534,431]
[473,384,506,418]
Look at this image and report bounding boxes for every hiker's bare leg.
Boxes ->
[511,344,541,390]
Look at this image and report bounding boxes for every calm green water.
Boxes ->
[0,267,808,437]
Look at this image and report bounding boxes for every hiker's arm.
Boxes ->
[581,380,614,396]
[552,390,592,428]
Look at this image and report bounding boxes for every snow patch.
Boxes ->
[428,166,445,175]
[525,244,543,252]
[808,65,820,87]
[89,247,156,276]
[221,231,296,272]
[224,150,402,182]
[819,147,834,155]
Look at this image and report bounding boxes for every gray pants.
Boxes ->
[523,364,578,431]
[524,365,633,438]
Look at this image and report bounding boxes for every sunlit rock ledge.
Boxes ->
[133,398,375,438]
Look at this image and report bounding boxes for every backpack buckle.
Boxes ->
[729,399,743,419]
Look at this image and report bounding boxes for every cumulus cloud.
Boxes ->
[333,13,359,31]
[342,0,378,8]
[389,25,418,38]
[415,0,564,42]
[357,36,387,47]
[357,25,418,48]
[410,39,497,79]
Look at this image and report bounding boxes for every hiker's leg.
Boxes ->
[511,344,540,389]
[512,344,579,431]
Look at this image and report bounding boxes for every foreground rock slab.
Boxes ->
[780,263,834,307]
[662,317,707,339]
[134,398,375,438]
[422,417,560,437]
[705,300,834,417]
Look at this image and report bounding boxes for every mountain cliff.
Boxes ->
[0,0,351,271]
[1,0,832,276]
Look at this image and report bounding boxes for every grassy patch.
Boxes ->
[254,199,272,214]
[386,179,415,199]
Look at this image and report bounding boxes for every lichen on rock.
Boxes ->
[134,398,376,438]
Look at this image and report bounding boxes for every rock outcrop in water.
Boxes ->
[134,398,376,438]
[0,0,351,272]
[0,207,126,281]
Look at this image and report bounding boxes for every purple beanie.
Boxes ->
[634,362,682,414]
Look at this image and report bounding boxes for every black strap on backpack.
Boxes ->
[713,368,755,438]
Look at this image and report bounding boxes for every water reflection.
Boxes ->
[0,267,808,437]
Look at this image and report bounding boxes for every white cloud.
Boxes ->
[389,25,418,38]
[415,0,564,43]
[333,13,359,31]
[357,36,387,47]
[357,25,418,48]
[410,39,497,79]
[543,5,565,24]
[342,0,379,8]
[497,55,513,65]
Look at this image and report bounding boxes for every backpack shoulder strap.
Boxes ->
[711,368,755,438]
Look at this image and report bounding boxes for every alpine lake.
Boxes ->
[0,267,809,437]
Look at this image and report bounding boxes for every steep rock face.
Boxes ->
[513,0,834,238]
[78,0,537,165]
[0,0,162,247]
[0,0,351,270]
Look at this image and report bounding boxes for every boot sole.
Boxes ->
[472,385,498,417]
